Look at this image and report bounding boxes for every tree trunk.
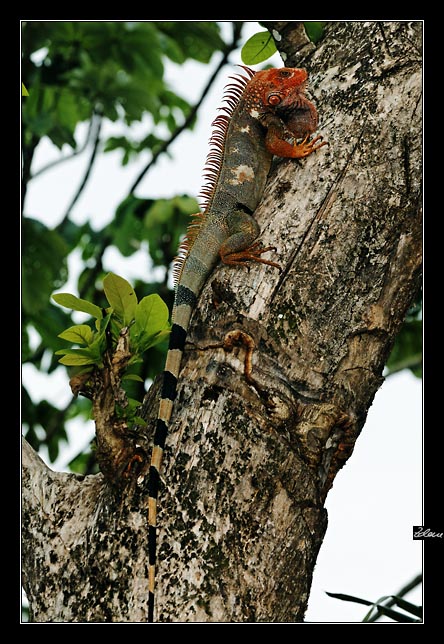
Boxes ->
[22,21,422,623]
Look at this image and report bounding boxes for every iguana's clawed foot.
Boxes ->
[221,241,282,271]
[122,451,146,479]
[293,134,329,159]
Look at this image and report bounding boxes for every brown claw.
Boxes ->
[221,241,282,271]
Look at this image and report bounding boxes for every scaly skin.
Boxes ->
[148,66,327,622]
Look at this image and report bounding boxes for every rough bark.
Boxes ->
[22,21,422,623]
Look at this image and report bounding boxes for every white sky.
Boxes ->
[22,21,423,623]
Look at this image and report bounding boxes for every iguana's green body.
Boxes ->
[148,65,326,622]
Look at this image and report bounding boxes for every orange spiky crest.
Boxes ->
[172,66,256,287]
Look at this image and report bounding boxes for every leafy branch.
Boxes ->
[241,22,326,65]
[53,272,171,482]
[54,272,170,386]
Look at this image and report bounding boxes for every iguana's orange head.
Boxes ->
[244,67,318,137]
[254,67,308,107]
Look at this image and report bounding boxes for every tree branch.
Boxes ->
[22,436,150,623]
[367,573,423,622]
[128,22,244,195]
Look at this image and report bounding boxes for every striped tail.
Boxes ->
[147,287,197,622]
[146,66,255,623]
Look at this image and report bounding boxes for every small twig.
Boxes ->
[58,112,103,230]
[29,117,96,181]
[128,22,244,195]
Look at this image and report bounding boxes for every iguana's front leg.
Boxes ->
[261,112,328,159]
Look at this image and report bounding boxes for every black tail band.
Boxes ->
[154,418,168,449]
[161,371,178,401]
[169,323,187,351]
[148,591,154,622]
[148,524,157,564]
[148,466,160,498]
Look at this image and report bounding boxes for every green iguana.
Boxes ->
[148,65,327,622]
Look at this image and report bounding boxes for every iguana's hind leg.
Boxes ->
[219,210,281,270]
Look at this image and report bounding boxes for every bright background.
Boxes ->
[22,21,423,623]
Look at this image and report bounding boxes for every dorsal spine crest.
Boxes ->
[172,66,256,287]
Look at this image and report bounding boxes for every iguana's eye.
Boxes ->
[268,93,282,105]
[280,70,292,77]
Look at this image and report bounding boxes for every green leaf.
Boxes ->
[386,318,422,377]
[131,294,170,353]
[303,22,326,44]
[76,222,103,263]
[25,303,74,364]
[144,198,174,226]
[21,82,55,138]
[172,195,200,214]
[88,311,113,356]
[53,90,85,147]
[22,218,69,314]
[103,273,138,325]
[155,22,224,64]
[68,449,97,475]
[33,399,67,462]
[55,312,109,365]
[22,325,32,364]
[108,194,150,257]
[58,324,94,345]
[52,292,103,320]
[143,195,199,267]
[103,135,129,153]
[241,31,277,65]
[138,329,171,354]
[55,348,100,366]
[22,82,29,96]
[96,311,113,335]
[122,373,144,382]
[132,415,148,427]
[361,595,392,621]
